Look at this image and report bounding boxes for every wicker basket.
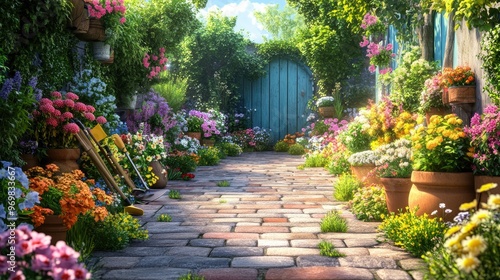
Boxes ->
[448,86,476,104]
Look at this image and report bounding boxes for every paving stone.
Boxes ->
[189,238,225,247]
[231,256,295,268]
[399,258,427,270]
[218,209,257,214]
[258,239,289,247]
[265,267,373,280]
[226,239,258,247]
[212,218,262,223]
[408,270,426,280]
[136,256,175,267]
[339,256,398,269]
[336,247,370,256]
[343,238,379,247]
[198,268,259,280]
[236,204,282,209]
[204,232,259,240]
[260,233,317,240]
[168,256,230,269]
[368,248,412,260]
[235,226,289,233]
[289,226,321,233]
[151,232,201,239]
[236,222,261,226]
[114,246,169,256]
[291,239,345,248]
[210,247,263,257]
[101,268,191,280]
[296,255,341,267]
[97,257,141,268]
[263,217,288,223]
[128,239,188,247]
[266,247,320,256]
[165,246,212,257]
[376,269,413,280]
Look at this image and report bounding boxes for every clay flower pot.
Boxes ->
[380,177,412,213]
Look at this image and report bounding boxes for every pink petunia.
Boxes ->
[63,123,80,134]
[96,116,107,124]
[31,253,53,271]
[51,91,62,99]
[65,92,79,101]
[84,112,96,121]
[64,99,75,108]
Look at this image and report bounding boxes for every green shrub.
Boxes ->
[219,142,243,156]
[169,190,181,199]
[327,152,351,176]
[152,73,188,112]
[162,153,197,174]
[178,272,205,280]
[93,212,149,251]
[304,152,329,167]
[157,213,172,222]
[197,147,221,166]
[320,211,348,232]
[333,174,362,201]
[318,240,345,257]
[312,120,329,135]
[274,141,289,152]
[66,214,95,262]
[217,180,230,187]
[379,207,447,257]
[168,168,182,180]
[288,143,305,155]
[350,185,388,222]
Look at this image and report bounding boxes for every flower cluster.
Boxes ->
[181,173,195,181]
[127,91,177,137]
[424,184,500,277]
[350,185,388,221]
[283,132,305,146]
[173,134,201,154]
[360,40,395,74]
[441,66,475,87]
[26,164,112,229]
[0,226,91,279]
[347,150,379,166]
[33,91,107,148]
[0,71,41,101]
[411,114,471,172]
[465,105,500,176]
[338,117,372,153]
[143,47,168,79]
[360,12,386,39]
[420,72,449,113]
[315,96,335,107]
[253,127,272,151]
[0,161,39,230]
[232,128,256,149]
[87,0,126,24]
[374,138,412,178]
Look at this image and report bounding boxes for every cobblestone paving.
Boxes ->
[92,152,426,280]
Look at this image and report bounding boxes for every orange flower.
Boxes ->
[30,205,54,227]
[93,206,109,222]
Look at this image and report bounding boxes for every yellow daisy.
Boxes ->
[471,209,491,224]
[445,225,461,238]
[459,200,477,211]
[477,183,498,193]
[456,254,480,273]
[462,235,487,256]
[487,194,500,210]
[461,222,478,234]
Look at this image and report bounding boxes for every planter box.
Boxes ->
[448,86,476,104]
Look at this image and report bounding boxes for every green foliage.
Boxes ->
[349,185,388,222]
[338,122,372,154]
[303,153,329,168]
[437,0,500,31]
[168,190,182,199]
[218,142,243,157]
[320,211,348,233]
[379,207,446,257]
[318,240,346,257]
[157,213,172,222]
[257,40,304,63]
[480,25,500,105]
[327,150,352,176]
[93,212,149,251]
[387,46,438,113]
[333,174,362,201]
[342,84,375,109]
[162,153,198,174]
[197,147,221,166]
[312,120,329,135]
[288,143,305,155]
[178,272,205,280]
[254,3,306,42]
[217,180,230,187]
[274,141,289,152]
[152,73,188,112]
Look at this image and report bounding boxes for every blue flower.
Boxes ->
[12,72,22,92]
[0,205,6,219]
[0,78,13,100]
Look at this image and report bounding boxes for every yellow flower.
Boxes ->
[426,140,438,150]
[445,225,461,238]
[442,129,451,138]
[146,156,152,162]
[471,209,491,224]
[462,235,487,256]
[456,254,480,273]
[444,235,462,250]
[487,194,500,210]
[477,183,498,193]
[461,222,478,234]
[459,200,477,211]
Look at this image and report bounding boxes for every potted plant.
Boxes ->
[76,0,126,45]
[347,150,380,186]
[441,66,476,104]
[373,138,413,213]
[315,96,335,118]
[465,104,500,202]
[185,110,207,140]
[410,114,474,220]
[419,72,451,123]
[26,164,112,243]
[32,91,107,172]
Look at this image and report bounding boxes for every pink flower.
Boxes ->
[51,91,62,99]
[39,98,53,105]
[31,253,54,271]
[63,123,80,134]
[368,65,377,73]
[359,36,369,47]
[40,104,56,114]
[53,109,61,117]
[152,55,158,61]
[15,239,33,257]
[84,112,96,121]
[119,17,126,24]
[379,67,393,75]
[65,92,79,101]
[53,99,64,108]
[64,99,75,108]
[61,112,74,120]
[96,116,107,124]
[46,117,59,127]
[74,102,87,112]
[385,43,393,51]
[53,241,80,269]
[86,105,96,113]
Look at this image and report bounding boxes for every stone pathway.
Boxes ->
[91,152,426,280]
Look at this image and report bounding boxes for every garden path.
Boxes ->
[91,152,425,280]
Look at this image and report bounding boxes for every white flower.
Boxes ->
[439,203,446,209]
[431,210,438,216]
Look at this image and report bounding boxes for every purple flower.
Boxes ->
[12,72,22,92]
[0,78,13,100]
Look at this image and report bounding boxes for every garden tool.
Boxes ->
[112,134,151,193]
[72,120,143,216]
[86,122,151,199]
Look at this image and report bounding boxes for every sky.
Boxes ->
[201,0,287,43]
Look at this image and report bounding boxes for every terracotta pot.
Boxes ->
[409,171,475,221]
[318,106,335,118]
[36,215,68,245]
[21,154,40,171]
[442,87,449,104]
[46,148,81,173]
[350,164,381,187]
[69,0,89,34]
[474,175,500,204]
[201,139,215,147]
[448,86,476,104]
[149,161,168,189]
[380,177,412,213]
[425,107,451,124]
[74,18,105,42]
[186,132,201,141]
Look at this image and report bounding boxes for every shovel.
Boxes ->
[112,134,151,192]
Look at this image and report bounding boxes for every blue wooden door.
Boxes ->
[241,58,314,142]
